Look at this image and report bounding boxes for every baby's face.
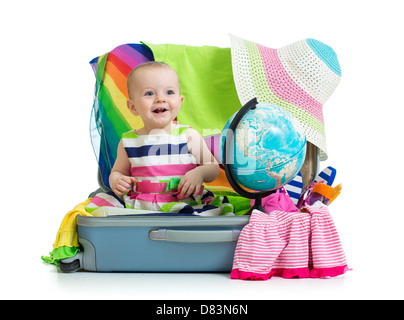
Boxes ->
[128,67,183,134]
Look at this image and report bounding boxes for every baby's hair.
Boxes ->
[127,61,177,99]
[131,61,171,73]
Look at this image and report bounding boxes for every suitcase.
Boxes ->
[59,214,250,272]
[58,42,321,273]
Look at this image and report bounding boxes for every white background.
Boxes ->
[1,0,403,300]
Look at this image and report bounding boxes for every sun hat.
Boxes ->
[229,34,341,161]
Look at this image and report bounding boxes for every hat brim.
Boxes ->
[229,35,341,161]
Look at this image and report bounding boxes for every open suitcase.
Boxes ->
[57,37,335,273]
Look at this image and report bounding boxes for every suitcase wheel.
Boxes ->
[59,259,81,273]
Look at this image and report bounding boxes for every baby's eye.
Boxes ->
[144,91,154,96]
[167,90,175,95]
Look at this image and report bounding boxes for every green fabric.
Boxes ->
[206,189,252,215]
[41,246,80,266]
[160,201,180,213]
[210,193,251,215]
[142,42,242,136]
[226,196,252,215]
[164,178,181,192]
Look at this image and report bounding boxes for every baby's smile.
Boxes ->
[153,107,168,114]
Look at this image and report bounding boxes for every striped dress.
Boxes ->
[231,205,350,280]
[86,125,234,215]
[122,125,198,211]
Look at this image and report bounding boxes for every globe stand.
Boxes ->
[223,98,276,214]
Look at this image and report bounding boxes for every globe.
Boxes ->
[221,99,306,194]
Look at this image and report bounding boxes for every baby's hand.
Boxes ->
[111,175,137,196]
[178,169,204,199]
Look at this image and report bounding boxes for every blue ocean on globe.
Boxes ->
[220,103,307,191]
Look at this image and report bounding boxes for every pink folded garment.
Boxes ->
[231,206,350,280]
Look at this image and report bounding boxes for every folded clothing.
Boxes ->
[41,198,93,265]
[231,205,350,280]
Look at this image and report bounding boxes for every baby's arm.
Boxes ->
[178,128,220,198]
[109,140,137,196]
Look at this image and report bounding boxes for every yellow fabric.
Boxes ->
[52,198,93,249]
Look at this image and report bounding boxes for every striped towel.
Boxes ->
[314,166,336,185]
[282,171,303,205]
[90,44,154,190]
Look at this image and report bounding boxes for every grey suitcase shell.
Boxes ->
[60,214,250,272]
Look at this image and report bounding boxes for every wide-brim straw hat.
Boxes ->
[230,34,341,161]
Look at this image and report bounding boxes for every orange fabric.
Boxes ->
[206,168,257,194]
[205,169,233,190]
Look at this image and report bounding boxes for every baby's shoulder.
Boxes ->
[185,127,204,149]
[185,126,202,138]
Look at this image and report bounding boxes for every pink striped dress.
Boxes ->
[231,205,349,280]
[121,125,198,211]
[86,125,234,215]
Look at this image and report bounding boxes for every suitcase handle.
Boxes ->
[149,229,241,243]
